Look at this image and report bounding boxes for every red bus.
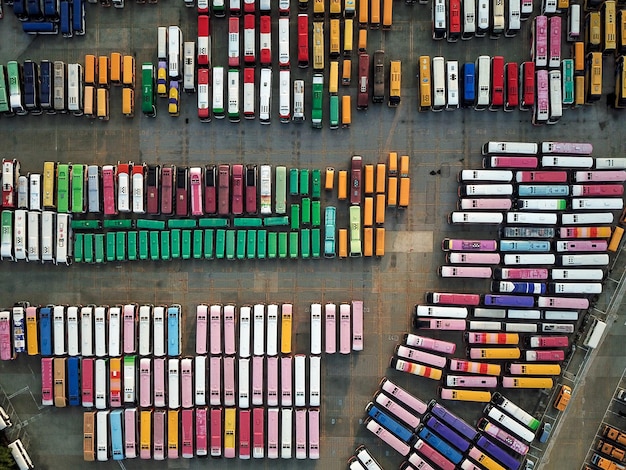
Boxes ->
[357,52,370,109]
[490,56,505,110]
[196,407,208,456]
[102,165,116,215]
[204,165,217,214]
[505,62,519,111]
[239,409,251,459]
[197,15,210,66]
[298,14,309,67]
[253,407,264,458]
[218,164,230,215]
[231,164,244,215]
[448,0,461,42]
[520,61,535,110]
[260,15,272,66]
[515,170,567,183]
[82,357,94,407]
[210,407,222,457]
[425,292,480,306]
[181,409,193,458]
[161,166,174,216]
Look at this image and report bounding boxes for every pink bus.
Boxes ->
[153,410,166,460]
[195,305,208,354]
[458,198,512,210]
[542,142,593,155]
[181,358,193,409]
[449,359,502,376]
[424,292,480,307]
[295,408,307,459]
[140,358,152,407]
[556,240,608,252]
[281,356,292,406]
[123,304,136,354]
[548,16,561,68]
[515,171,568,183]
[477,418,529,455]
[325,303,336,354]
[223,356,235,406]
[124,408,137,458]
[210,407,222,457]
[533,15,548,67]
[253,407,265,458]
[154,358,166,407]
[190,167,203,216]
[408,454,436,470]
[446,252,501,264]
[571,185,624,196]
[210,305,222,355]
[102,165,116,215]
[483,156,538,169]
[379,377,428,415]
[529,336,569,348]
[524,349,565,361]
[495,268,549,280]
[404,333,456,354]
[365,418,411,456]
[252,356,264,405]
[223,305,236,355]
[82,358,94,407]
[574,171,626,182]
[267,356,279,406]
[42,357,54,405]
[239,409,251,459]
[445,375,498,388]
[396,345,448,368]
[390,357,443,381]
[413,439,455,470]
[308,408,320,459]
[466,332,519,345]
[267,407,279,459]
[195,407,208,456]
[181,409,193,458]
[441,239,497,251]
[339,303,351,354]
[537,296,589,309]
[352,300,364,351]
[374,391,421,429]
[438,266,493,278]
[414,319,466,330]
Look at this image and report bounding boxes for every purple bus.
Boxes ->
[483,294,535,308]
[425,415,470,451]
[428,401,479,440]
[441,239,498,251]
[475,435,522,470]
[478,418,529,455]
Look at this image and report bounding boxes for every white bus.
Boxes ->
[183,42,196,93]
[294,354,306,407]
[96,410,109,461]
[124,356,136,404]
[310,304,322,355]
[253,304,265,356]
[27,211,39,262]
[267,304,278,357]
[157,27,168,61]
[238,357,250,408]
[278,18,290,67]
[153,306,165,357]
[29,174,41,211]
[260,165,272,215]
[293,80,305,121]
[168,358,180,409]
[568,4,581,41]
[259,68,272,124]
[279,69,291,123]
[55,212,70,265]
[95,359,107,409]
[13,209,26,261]
[138,305,151,356]
[53,305,66,356]
[168,26,183,80]
[81,306,93,357]
[108,306,121,357]
[505,0,521,37]
[446,60,459,109]
[309,355,321,406]
[281,408,293,459]
[239,306,251,358]
[67,306,79,356]
[227,69,240,123]
[212,66,225,119]
[41,211,54,263]
[94,306,106,357]
[195,355,206,405]
[462,0,476,39]
[87,166,99,213]
[433,0,447,39]
[475,55,490,110]
[492,0,504,36]
[8,439,34,470]
[68,63,83,116]
[432,57,446,111]
[477,0,490,36]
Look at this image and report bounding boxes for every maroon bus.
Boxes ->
[218,164,230,215]
[231,164,244,216]
[357,53,370,110]
[161,165,174,216]
[176,167,189,216]
[204,165,217,215]
[245,165,257,214]
[350,156,362,205]
[146,165,160,214]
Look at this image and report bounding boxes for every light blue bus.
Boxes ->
[516,185,569,196]
[167,305,181,357]
[499,240,551,252]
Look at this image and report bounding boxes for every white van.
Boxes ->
[503,254,556,265]
[571,198,623,210]
[550,268,604,280]
[559,254,609,266]
[561,212,613,224]
[448,212,504,224]
[507,212,558,224]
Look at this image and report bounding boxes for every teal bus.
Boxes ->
[141,63,157,117]
[103,219,133,229]
[71,220,101,230]
[0,65,11,114]
[289,232,299,258]
[291,204,300,230]
[71,164,85,213]
[562,59,574,106]
[349,205,362,257]
[302,198,311,225]
[264,216,289,227]
[301,229,311,259]
[311,228,321,258]
[311,74,324,128]
[311,169,321,199]
[329,95,339,129]
[56,164,70,213]
[289,168,299,196]
[299,169,310,196]
[275,166,287,214]
[7,61,26,115]
[312,201,321,226]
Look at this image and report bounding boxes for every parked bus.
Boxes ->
[475,55,490,110]
[586,51,602,102]
[259,68,272,124]
[548,70,562,124]
[419,56,432,111]
[549,16,562,68]
[520,61,535,111]
[462,62,475,106]
[506,0,521,37]
[462,0,476,39]
[534,69,549,125]
[357,53,370,109]
[603,0,616,53]
[432,56,446,111]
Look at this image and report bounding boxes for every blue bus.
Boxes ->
[462,62,475,106]
[44,0,60,20]
[13,0,28,20]
[417,426,463,464]
[27,0,43,17]
[39,306,52,356]
[475,435,522,470]
[110,409,125,460]
[22,21,58,34]
[72,0,85,35]
[499,240,551,252]
[516,185,569,196]
[60,1,72,37]
[428,401,479,441]
[67,357,80,406]
[39,61,53,112]
[425,415,470,452]
[366,403,415,444]
[492,281,547,294]
[167,305,181,357]
[483,295,535,308]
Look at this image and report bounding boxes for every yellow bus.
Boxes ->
[471,347,521,360]
[349,205,362,257]
[375,194,386,224]
[97,88,110,121]
[376,164,386,194]
[83,411,96,461]
[313,0,324,17]
[280,304,292,354]
[399,155,409,178]
[110,52,122,85]
[330,19,340,58]
[358,0,368,26]
[615,56,626,109]
[602,0,616,53]
[608,225,624,251]
[338,228,348,258]
[344,19,353,55]
[342,59,352,85]
[387,177,398,207]
[619,9,626,55]
[84,86,95,118]
[575,75,585,106]
[330,0,341,15]
[123,55,136,88]
[224,408,236,457]
[313,22,324,71]
[358,28,367,52]
[382,0,393,29]
[509,363,561,375]
[586,51,602,102]
[438,387,492,403]
[388,151,398,175]
[364,165,374,194]
[418,55,432,111]
[389,60,401,107]
[341,95,351,127]
[168,410,179,458]
[43,161,56,209]
[122,88,135,117]
[573,41,585,74]
[98,56,109,88]
[84,54,97,86]
[140,410,152,458]
[338,170,348,200]
[364,227,373,256]
[26,309,38,355]
[370,0,381,28]
[325,167,335,191]
[329,61,339,94]
[586,11,601,51]
[502,377,554,389]
[399,177,410,208]
[375,227,385,257]
[54,357,67,407]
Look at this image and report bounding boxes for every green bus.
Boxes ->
[168,219,197,229]
[193,230,203,259]
[171,229,180,259]
[71,220,101,230]
[128,231,137,261]
[247,230,256,259]
[141,63,157,117]
[312,200,321,226]
[299,169,310,196]
[278,232,288,258]
[311,73,323,128]
[302,198,311,225]
[150,231,160,260]
[139,231,149,260]
[289,168,299,196]
[311,228,321,258]
[204,229,214,259]
[56,163,70,213]
[0,210,11,261]
[226,230,236,260]
[71,164,85,213]
[311,169,321,199]
[215,229,226,259]
[257,230,267,259]
[237,230,246,259]
[234,218,263,227]
[329,95,339,129]
[106,232,116,262]
[182,230,191,259]
[291,204,300,230]
[268,231,277,258]
[349,205,362,257]
[7,61,26,115]
[103,219,134,229]
[116,232,126,261]
[74,233,83,263]
[199,218,230,228]
[161,230,171,260]
[275,166,287,214]
[95,234,105,263]
[562,59,574,106]
[289,232,299,258]
[301,229,311,259]
[0,65,10,114]
[264,216,289,227]
[83,234,94,263]
[137,219,166,230]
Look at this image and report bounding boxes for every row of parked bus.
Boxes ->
[11,0,85,36]
[84,406,320,461]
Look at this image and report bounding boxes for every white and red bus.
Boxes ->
[278,18,290,67]
[243,68,255,118]
[228,17,240,68]
[260,15,272,66]
[298,14,309,67]
[197,68,210,122]
[549,16,561,68]
[102,165,116,215]
[244,14,256,64]
[490,56,505,110]
[196,407,208,456]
